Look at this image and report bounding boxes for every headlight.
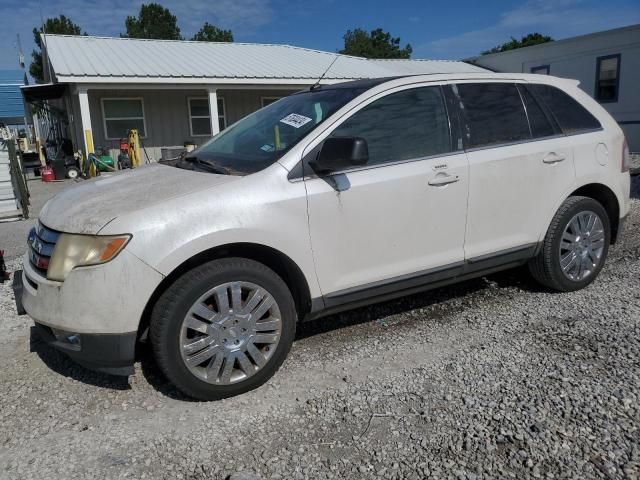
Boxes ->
[47,234,131,281]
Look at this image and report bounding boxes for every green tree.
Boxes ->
[124,3,182,40]
[482,33,553,55]
[340,28,412,59]
[30,15,85,83]
[191,22,233,42]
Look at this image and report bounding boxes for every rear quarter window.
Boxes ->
[526,84,601,134]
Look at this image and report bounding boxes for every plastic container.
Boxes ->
[41,166,55,182]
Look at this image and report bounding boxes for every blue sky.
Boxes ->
[1,0,639,71]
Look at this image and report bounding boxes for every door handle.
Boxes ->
[428,174,460,187]
[543,152,566,164]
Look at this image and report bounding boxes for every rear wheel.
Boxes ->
[529,196,610,292]
[150,258,296,400]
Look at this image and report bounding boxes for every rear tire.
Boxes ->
[150,258,296,400]
[529,196,610,292]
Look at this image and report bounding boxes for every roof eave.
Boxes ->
[54,76,360,85]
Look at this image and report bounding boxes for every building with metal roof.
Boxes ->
[24,34,488,161]
[468,24,640,151]
[0,70,27,126]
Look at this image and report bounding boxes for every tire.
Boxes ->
[150,258,297,400]
[66,166,79,179]
[529,196,610,292]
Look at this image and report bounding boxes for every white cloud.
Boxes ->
[415,0,640,60]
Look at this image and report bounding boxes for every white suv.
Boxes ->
[15,74,631,400]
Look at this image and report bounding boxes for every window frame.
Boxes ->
[188,96,227,137]
[217,97,227,131]
[261,96,282,108]
[530,65,550,75]
[595,53,621,103]
[101,97,147,140]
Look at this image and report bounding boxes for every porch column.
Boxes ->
[78,87,94,156]
[207,88,220,136]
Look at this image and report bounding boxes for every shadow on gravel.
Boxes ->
[296,265,544,341]
[29,326,131,391]
[136,266,542,400]
[137,343,199,402]
[631,175,640,199]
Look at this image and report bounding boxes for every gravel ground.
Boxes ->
[0,177,639,480]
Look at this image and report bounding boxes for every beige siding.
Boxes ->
[85,88,300,161]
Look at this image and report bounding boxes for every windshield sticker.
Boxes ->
[279,113,312,129]
[260,144,275,152]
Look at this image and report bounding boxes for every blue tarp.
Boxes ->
[0,70,27,123]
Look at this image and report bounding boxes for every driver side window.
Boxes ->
[331,86,451,166]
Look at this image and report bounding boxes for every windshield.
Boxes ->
[183,87,365,175]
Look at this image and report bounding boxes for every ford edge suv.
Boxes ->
[15,74,631,400]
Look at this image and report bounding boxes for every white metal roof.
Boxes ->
[43,35,486,84]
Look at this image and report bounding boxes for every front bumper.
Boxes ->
[33,322,137,376]
[16,248,164,375]
[13,270,137,375]
[20,249,163,334]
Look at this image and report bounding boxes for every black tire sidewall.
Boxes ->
[151,258,296,400]
[548,198,611,292]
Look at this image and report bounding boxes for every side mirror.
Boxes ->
[309,137,369,175]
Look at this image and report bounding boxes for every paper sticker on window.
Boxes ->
[280,113,312,129]
[260,144,275,152]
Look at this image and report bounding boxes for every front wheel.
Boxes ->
[150,258,296,400]
[529,196,610,292]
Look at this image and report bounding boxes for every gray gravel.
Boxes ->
[0,177,639,480]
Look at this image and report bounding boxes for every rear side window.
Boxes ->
[517,85,556,138]
[456,83,531,148]
[527,84,601,134]
[330,86,451,166]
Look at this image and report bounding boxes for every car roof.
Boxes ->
[323,72,580,91]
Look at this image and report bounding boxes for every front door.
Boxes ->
[303,85,469,301]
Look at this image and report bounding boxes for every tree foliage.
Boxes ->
[30,15,85,83]
[124,3,182,40]
[482,33,553,55]
[191,22,233,42]
[340,28,412,59]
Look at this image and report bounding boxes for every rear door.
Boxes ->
[454,81,576,259]
[303,84,469,299]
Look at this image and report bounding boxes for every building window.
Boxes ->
[101,98,146,139]
[261,97,281,108]
[530,65,550,75]
[188,97,226,136]
[595,54,621,103]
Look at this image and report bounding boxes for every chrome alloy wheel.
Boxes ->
[559,210,605,281]
[179,281,282,385]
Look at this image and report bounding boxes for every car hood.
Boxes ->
[39,163,239,234]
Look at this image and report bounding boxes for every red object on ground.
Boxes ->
[41,166,55,182]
